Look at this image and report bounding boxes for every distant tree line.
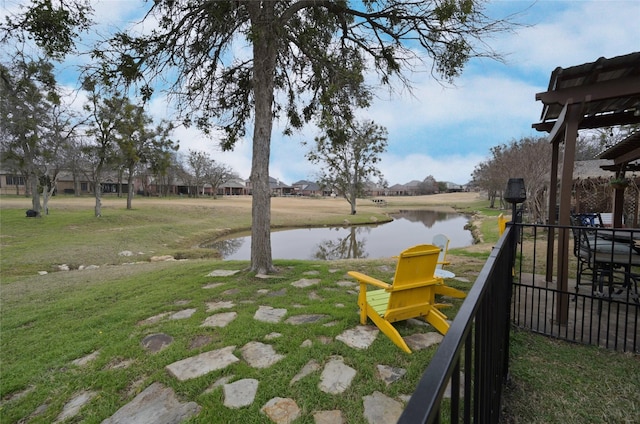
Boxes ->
[471,128,637,224]
[0,54,237,216]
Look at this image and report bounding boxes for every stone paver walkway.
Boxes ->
[49,270,460,424]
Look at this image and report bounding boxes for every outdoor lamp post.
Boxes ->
[504,178,526,223]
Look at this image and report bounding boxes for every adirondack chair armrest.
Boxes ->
[347,271,392,290]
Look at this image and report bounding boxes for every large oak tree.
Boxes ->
[6,1,514,274]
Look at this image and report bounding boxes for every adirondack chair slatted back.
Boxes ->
[385,244,442,322]
[392,244,441,288]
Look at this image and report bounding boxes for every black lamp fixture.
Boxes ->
[504,178,527,204]
[504,178,526,223]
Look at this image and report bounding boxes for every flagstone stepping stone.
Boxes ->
[290,359,321,385]
[53,390,97,423]
[301,339,313,348]
[336,326,379,349]
[104,358,135,370]
[101,382,201,424]
[398,394,411,403]
[222,288,241,296]
[362,391,403,424]
[28,403,48,420]
[141,333,174,353]
[257,289,270,294]
[404,332,443,351]
[150,255,175,262]
[303,270,320,275]
[203,282,224,289]
[265,332,282,340]
[201,312,237,328]
[261,397,301,424]
[318,336,333,344]
[336,280,357,288]
[284,314,327,325]
[407,318,429,327]
[308,291,322,300]
[318,357,356,394]
[4,385,35,403]
[165,346,239,381]
[170,308,197,320]
[376,365,406,386]
[241,342,284,369]
[206,300,235,311]
[72,350,99,367]
[254,305,288,323]
[137,312,171,326]
[207,269,240,277]
[255,273,285,279]
[188,335,213,350]
[267,288,287,297]
[223,378,259,408]
[314,410,345,424]
[291,278,320,288]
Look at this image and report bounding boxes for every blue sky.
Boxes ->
[3,0,639,186]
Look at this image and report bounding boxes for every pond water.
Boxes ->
[206,209,473,261]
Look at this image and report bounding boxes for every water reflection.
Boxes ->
[205,209,472,260]
[312,226,370,260]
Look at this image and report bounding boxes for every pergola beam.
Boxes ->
[535,76,640,105]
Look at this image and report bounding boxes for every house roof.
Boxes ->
[573,159,613,179]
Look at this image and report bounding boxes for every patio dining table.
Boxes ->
[595,228,640,244]
[588,236,640,303]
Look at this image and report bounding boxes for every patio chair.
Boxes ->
[570,216,640,302]
[432,233,455,279]
[570,215,597,294]
[347,244,466,353]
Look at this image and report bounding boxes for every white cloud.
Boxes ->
[4,0,638,187]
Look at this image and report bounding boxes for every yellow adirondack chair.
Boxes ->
[347,244,466,353]
[498,213,507,236]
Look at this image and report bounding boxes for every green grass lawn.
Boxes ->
[1,195,638,423]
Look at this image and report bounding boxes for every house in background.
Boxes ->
[218,179,247,195]
[0,172,26,195]
[291,180,326,196]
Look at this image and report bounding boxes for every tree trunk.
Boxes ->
[126,167,134,209]
[94,168,102,217]
[42,180,56,215]
[350,191,357,215]
[249,6,277,274]
[29,172,41,215]
[73,171,80,196]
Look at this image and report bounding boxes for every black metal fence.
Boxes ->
[511,222,639,354]
[398,220,639,423]
[398,225,516,423]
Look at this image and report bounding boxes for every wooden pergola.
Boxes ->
[532,52,640,324]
